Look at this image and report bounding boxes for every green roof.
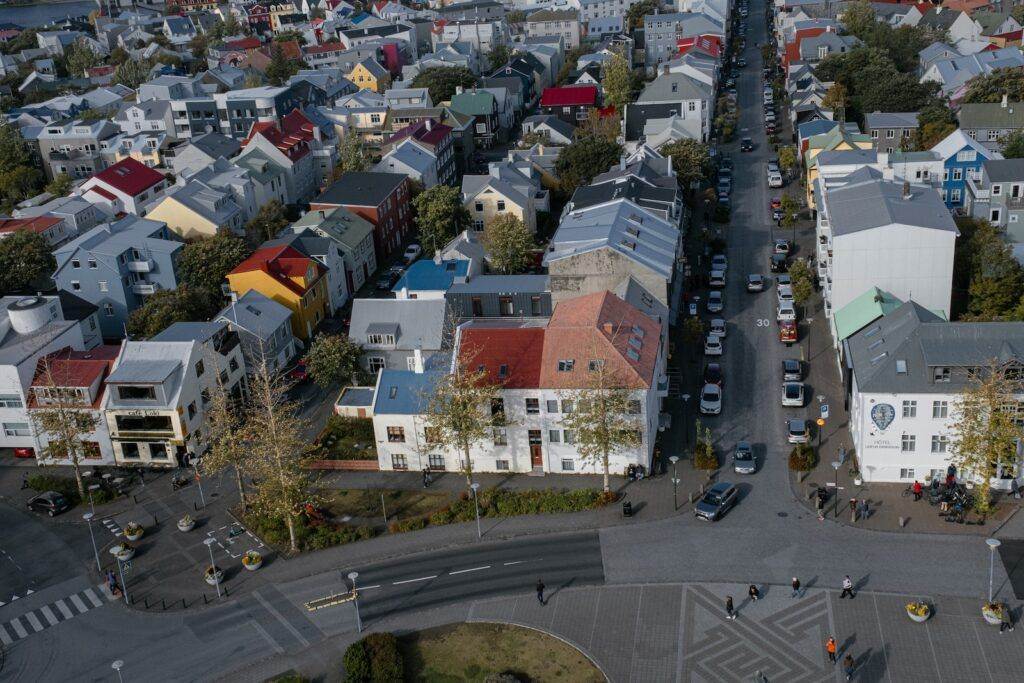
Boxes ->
[833,287,903,341]
[450,91,496,116]
[808,125,872,151]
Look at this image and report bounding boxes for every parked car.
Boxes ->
[700,382,722,415]
[403,243,422,265]
[717,190,731,207]
[711,254,728,272]
[704,362,723,386]
[733,442,755,474]
[287,359,308,382]
[720,155,733,172]
[772,208,783,221]
[777,301,796,321]
[782,358,803,381]
[375,266,402,290]
[717,177,732,194]
[782,382,805,407]
[746,273,765,292]
[707,291,724,313]
[737,58,747,67]
[709,318,726,338]
[770,253,788,272]
[774,239,790,255]
[770,197,781,210]
[694,482,738,521]
[779,320,798,343]
[787,419,809,444]
[776,274,792,287]
[13,446,34,458]
[740,137,754,152]
[704,333,724,356]
[709,270,726,288]
[768,172,784,188]
[767,161,780,174]
[27,491,71,517]
[777,284,794,304]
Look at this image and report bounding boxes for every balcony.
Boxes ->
[132,282,159,295]
[127,258,153,273]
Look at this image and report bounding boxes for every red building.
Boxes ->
[310,172,413,260]
[539,85,599,125]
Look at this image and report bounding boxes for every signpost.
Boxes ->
[816,417,825,448]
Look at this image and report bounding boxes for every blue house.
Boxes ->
[931,129,1002,210]
[393,257,470,299]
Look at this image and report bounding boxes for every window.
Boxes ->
[952,168,963,181]
[366,333,396,345]
[71,259,80,268]
[499,296,514,316]
[562,400,574,414]
[870,129,879,139]
[991,209,1002,223]
[104,303,114,317]
[493,427,507,445]
[544,399,558,413]
[71,281,80,291]
[98,280,108,292]
[956,150,977,162]
[387,426,405,442]
[942,169,949,182]
[563,430,576,444]
[2,422,30,437]
[932,401,949,418]
[886,129,895,139]
[117,385,156,400]
[561,459,575,471]
[496,200,506,211]
[549,429,561,443]
[931,435,949,453]
[195,359,205,377]
[229,358,239,373]
[688,101,696,112]
[472,220,484,231]
[391,453,408,470]
[187,402,196,420]
[428,453,445,470]
[989,130,999,142]
[951,189,962,202]
[901,434,916,452]
[902,400,917,418]
[993,184,1002,196]
[899,468,915,480]
[531,296,542,316]
[525,398,539,414]
[495,459,509,471]
[557,359,575,372]
[627,400,642,415]
[121,443,141,460]
[589,359,605,372]
[88,259,97,269]
[0,394,24,408]
[368,357,385,373]
[149,443,169,460]
[968,130,978,140]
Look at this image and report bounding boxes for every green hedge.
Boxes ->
[343,633,403,683]
[26,473,119,507]
[246,512,375,552]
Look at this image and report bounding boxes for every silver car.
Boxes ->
[709,318,726,338]
[700,383,722,415]
[708,291,724,313]
[733,441,755,474]
[787,419,809,444]
[747,273,765,292]
[782,359,802,381]
[782,382,805,407]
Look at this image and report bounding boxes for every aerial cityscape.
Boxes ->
[2,0,1024,680]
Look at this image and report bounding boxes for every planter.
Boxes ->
[982,604,1003,626]
[204,567,224,586]
[177,516,195,532]
[242,551,263,571]
[124,523,144,541]
[854,477,863,486]
[110,544,135,561]
[906,603,930,623]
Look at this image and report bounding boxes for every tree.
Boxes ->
[0,229,55,293]
[953,217,1024,320]
[780,193,801,229]
[197,356,251,512]
[821,82,849,121]
[332,130,367,178]
[424,357,502,486]
[29,354,100,500]
[949,363,1024,519]
[412,184,470,254]
[63,38,102,77]
[45,173,73,198]
[273,30,307,46]
[115,59,153,90]
[487,43,511,70]
[577,109,620,143]
[815,46,939,119]
[246,200,288,244]
[188,33,210,60]
[602,52,637,111]
[1014,5,1024,25]
[266,43,298,86]
[787,259,815,310]
[692,421,717,470]
[410,66,478,103]
[625,0,658,29]
[1002,130,1024,159]
[558,360,642,492]
[840,0,876,38]
[778,146,798,175]
[126,286,222,338]
[246,358,314,553]
[305,334,364,388]
[482,214,533,274]
[962,67,1024,104]
[658,139,713,189]
[177,233,252,291]
[0,123,43,210]
[680,316,704,348]
[555,136,623,195]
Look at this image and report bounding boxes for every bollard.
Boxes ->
[688,492,696,504]
[144,596,149,608]
[161,599,166,610]
[204,593,209,605]
[899,516,906,528]
[224,585,229,597]
[132,494,138,504]
[182,598,187,609]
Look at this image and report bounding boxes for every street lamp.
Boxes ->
[680,394,691,447]
[194,462,206,508]
[116,555,130,606]
[470,482,481,540]
[87,483,101,515]
[203,537,221,598]
[83,512,101,573]
[831,461,841,518]
[669,456,680,511]
[348,571,362,633]
[986,538,1002,603]
[111,660,124,683]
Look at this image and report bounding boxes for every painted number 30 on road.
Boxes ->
[756,319,770,327]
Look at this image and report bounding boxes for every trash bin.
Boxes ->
[622,501,633,517]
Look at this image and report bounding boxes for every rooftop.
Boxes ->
[315,172,407,207]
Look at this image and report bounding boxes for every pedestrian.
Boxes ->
[825,636,837,664]
[536,579,545,605]
[749,584,760,601]
[912,480,922,501]
[725,595,737,620]
[849,498,857,521]
[861,499,870,519]
[791,577,801,598]
[840,575,855,599]
[1000,605,1015,633]
[842,654,855,680]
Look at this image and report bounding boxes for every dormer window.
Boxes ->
[933,367,951,383]
[558,359,575,372]
[367,333,396,345]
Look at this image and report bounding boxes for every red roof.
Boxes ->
[264,40,302,61]
[230,244,325,296]
[541,85,598,108]
[226,36,262,51]
[90,158,165,197]
[784,27,827,68]
[86,65,115,77]
[676,34,722,58]
[244,109,314,162]
[30,345,121,407]
[0,215,62,235]
[304,41,345,55]
[390,118,452,148]
[458,327,546,389]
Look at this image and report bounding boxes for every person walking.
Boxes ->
[749,584,760,601]
[912,480,923,501]
[825,636,837,664]
[840,575,855,599]
[1000,605,1015,633]
[725,595,737,620]
[842,654,855,680]
[791,577,801,598]
[536,579,545,605]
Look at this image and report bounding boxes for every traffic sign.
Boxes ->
[820,404,829,419]
[816,418,825,427]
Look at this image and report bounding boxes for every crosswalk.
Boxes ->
[102,517,123,537]
[0,584,117,645]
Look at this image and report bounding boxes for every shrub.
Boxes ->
[788,443,816,472]
[343,639,371,683]
[387,516,427,533]
[343,633,403,683]
[245,511,374,551]
[318,416,377,460]
[26,474,82,506]
[693,446,718,470]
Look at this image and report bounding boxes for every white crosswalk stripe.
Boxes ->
[69,594,88,613]
[2,584,118,644]
[40,605,59,626]
[55,599,73,619]
[9,618,27,638]
[24,611,44,632]
[0,624,13,645]
[84,589,103,608]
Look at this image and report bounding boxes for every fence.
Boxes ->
[306,459,379,471]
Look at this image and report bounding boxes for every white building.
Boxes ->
[845,301,1024,489]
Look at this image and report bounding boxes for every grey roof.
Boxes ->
[982,158,1024,183]
[824,168,958,237]
[188,132,241,159]
[349,298,447,350]
[106,359,181,384]
[151,321,227,344]
[216,290,292,342]
[637,73,710,103]
[317,172,407,207]
[958,101,1024,130]
[372,368,444,415]
[846,300,1024,393]
[864,112,919,130]
[54,216,182,271]
[336,386,374,407]
[447,274,549,294]
[814,149,879,167]
[569,176,677,213]
[522,114,575,140]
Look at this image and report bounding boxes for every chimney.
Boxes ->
[602,322,615,334]
[455,85,464,95]
[434,249,442,264]
[619,155,626,171]
[1002,93,1009,108]
[425,118,432,131]
[902,180,911,200]
[413,348,424,373]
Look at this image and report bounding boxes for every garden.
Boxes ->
[314,416,378,460]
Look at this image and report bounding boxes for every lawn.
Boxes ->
[315,416,377,460]
[320,488,452,520]
[399,623,604,683]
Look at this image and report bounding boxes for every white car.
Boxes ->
[709,270,726,288]
[700,383,722,415]
[709,318,726,338]
[768,172,784,188]
[711,254,728,272]
[782,382,805,407]
[707,291,724,313]
[704,333,723,356]
[777,302,796,321]
[403,243,422,264]
[777,284,794,304]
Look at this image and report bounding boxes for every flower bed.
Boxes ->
[242,511,376,553]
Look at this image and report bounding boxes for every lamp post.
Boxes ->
[348,571,362,633]
[470,482,481,540]
[116,555,130,606]
[669,456,680,511]
[680,394,691,447]
[831,461,841,518]
[194,462,206,508]
[111,660,124,683]
[87,483,100,515]
[203,537,221,598]
[986,538,1002,603]
[83,512,101,573]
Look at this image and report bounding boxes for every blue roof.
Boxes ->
[373,369,444,415]
[393,259,470,293]
[798,119,840,140]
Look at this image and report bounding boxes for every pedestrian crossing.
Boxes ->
[0,584,117,645]
[102,517,123,537]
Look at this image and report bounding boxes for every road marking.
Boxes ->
[24,611,44,632]
[0,624,12,645]
[40,605,59,626]
[393,575,438,585]
[55,599,73,619]
[69,594,88,614]
[360,584,381,590]
[503,560,526,566]
[84,588,103,607]
[449,566,490,575]
[9,618,27,638]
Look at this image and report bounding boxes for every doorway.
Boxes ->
[528,430,543,469]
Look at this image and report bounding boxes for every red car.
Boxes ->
[770,197,782,210]
[779,320,797,343]
[13,447,34,458]
[287,359,308,382]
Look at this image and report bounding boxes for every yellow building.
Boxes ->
[347,58,391,93]
[226,244,328,341]
[145,184,246,240]
[463,176,537,233]
[804,127,875,208]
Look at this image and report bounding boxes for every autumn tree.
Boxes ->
[63,38,102,77]
[780,193,802,230]
[45,173,73,197]
[1002,130,1024,159]
[602,52,637,111]
[787,259,815,311]
[952,217,1024,320]
[917,101,957,150]
[577,109,621,143]
[0,229,55,293]
[659,138,713,189]
[949,363,1024,520]
[822,82,849,121]
[625,0,658,29]
[126,286,222,338]
[305,334,364,388]
[177,233,252,292]
[778,146,798,175]
[962,67,1024,104]
[115,59,153,89]
[245,200,288,244]
[411,66,478,103]
[198,354,251,512]
[424,357,502,486]
[840,0,876,38]
[483,214,533,274]
[412,184,470,254]
[266,43,299,86]
[333,130,367,177]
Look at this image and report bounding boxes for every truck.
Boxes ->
[779,320,797,343]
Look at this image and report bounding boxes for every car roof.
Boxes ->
[783,358,800,367]
[709,481,733,493]
[788,418,806,428]
[736,440,751,449]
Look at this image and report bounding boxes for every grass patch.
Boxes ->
[398,623,604,683]
[316,416,377,460]
[26,473,119,507]
[321,488,452,519]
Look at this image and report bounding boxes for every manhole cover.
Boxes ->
[777,512,788,517]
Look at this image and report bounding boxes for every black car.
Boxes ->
[27,491,71,517]
[375,266,403,291]
[740,137,754,152]
[782,358,802,381]
[770,252,788,272]
[694,482,738,521]
[703,362,724,386]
